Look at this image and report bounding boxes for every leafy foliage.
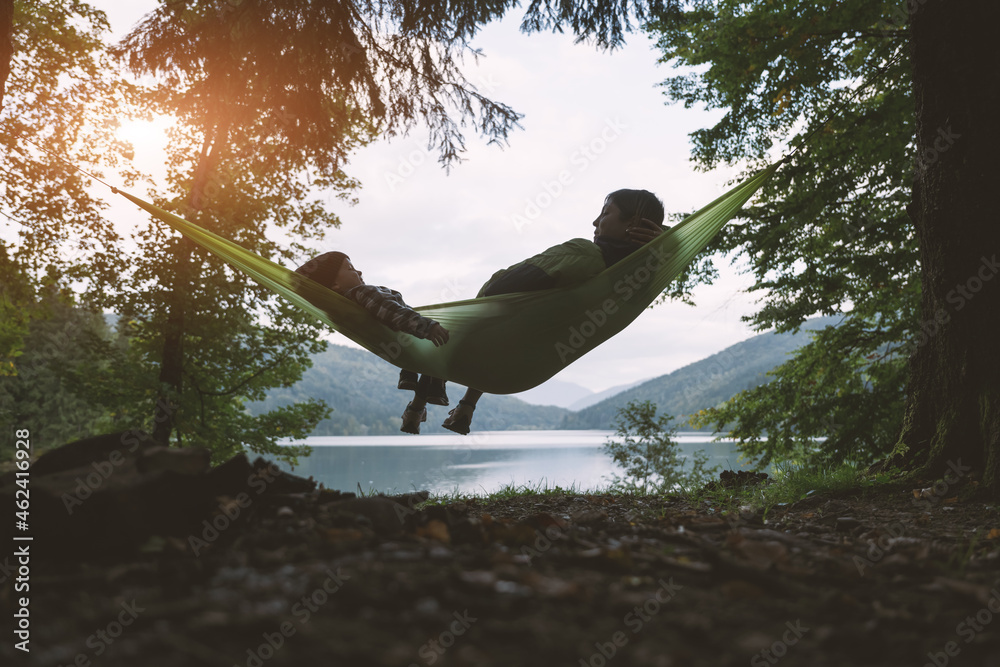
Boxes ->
[1,0,139,365]
[0,297,111,455]
[0,243,31,376]
[647,0,919,466]
[521,0,676,50]
[692,316,910,467]
[604,400,718,494]
[89,280,333,461]
[115,0,673,167]
[88,0,382,453]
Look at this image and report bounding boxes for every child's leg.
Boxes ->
[442,388,482,435]
[401,376,431,434]
[424,376,449,406]
[460,388,483,406]
[398,369,419,391]
[408,375,431,411]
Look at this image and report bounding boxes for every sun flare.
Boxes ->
[115,114,176,178]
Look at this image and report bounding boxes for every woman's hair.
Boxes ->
[606,189,665,226]
[295,251,349,290]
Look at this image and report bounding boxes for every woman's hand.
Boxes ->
[428,323,450,347]
[627,218,665,245]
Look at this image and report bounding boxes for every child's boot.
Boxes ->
[400,402,427,434]
[442,400,476,435]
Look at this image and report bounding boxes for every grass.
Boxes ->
[419,479,597,507]
[354,462,903,517]
[686,460,904,524]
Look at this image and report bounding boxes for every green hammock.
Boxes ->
[116,163,779,395]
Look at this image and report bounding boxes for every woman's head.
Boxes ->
[295,251,364,292]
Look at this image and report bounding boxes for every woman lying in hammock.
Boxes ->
[441,188,666,434]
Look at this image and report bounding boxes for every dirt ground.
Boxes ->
[5,456,1000,667]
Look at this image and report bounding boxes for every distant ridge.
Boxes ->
[560,316,840,430]
[250,316,839,435]
[246,344,570,435]
[514,379,596,409]
[568,379,648,411]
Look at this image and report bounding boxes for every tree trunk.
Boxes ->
[0,0,13,109]
[152,131,224,445]
[151,253,187,445]
[897,0,1000,490]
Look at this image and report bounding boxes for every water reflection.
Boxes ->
[276,430,745,496]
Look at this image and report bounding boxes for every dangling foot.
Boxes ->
[425,377,449,406]
[442,401,476,435]
[398,369,419,391]
[400,402,427,434]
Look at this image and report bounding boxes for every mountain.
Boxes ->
[249,316,840,435]
[514,380,596,408]
[568,379,648,411]
[246,344,570,435]
[560,316,840,430]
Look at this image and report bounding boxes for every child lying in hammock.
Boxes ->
[440,188,666,435]
[294,252,449,434]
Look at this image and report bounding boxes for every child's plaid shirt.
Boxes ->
[344,285,438,339]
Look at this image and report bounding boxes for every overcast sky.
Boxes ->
[89,1,764,395]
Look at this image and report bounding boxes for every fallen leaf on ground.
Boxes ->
[416,519,450,543]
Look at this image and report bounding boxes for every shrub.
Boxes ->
[604,400,719,494]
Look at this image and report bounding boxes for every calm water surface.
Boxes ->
[276,430,746,495]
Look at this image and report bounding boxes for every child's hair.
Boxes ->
[295,251,349,290]
[606,189,665,227]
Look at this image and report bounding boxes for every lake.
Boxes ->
[276,430,748,496]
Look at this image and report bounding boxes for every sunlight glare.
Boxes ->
[116,114,176,179]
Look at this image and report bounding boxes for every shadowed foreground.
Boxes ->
[3,434,999,667]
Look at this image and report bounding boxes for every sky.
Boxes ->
[89,1,764,395]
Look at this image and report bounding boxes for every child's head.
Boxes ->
[296,251,364,293]
[605,189,665,227]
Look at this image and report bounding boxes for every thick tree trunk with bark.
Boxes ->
[0,0,13,109]
[897,0,1000,489]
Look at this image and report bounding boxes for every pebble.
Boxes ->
[414,596,440,615]
[836,517,861,531]
[428,545,453,560]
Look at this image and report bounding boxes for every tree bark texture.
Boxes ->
[0,0,13,109]
[898,0,1000,489]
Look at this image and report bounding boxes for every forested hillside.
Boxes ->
[2,309,839,446]
[246,343,571,435]
[250,317,840,435]
[562,316,840,430]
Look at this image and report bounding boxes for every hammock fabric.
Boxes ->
[116,163,779,395]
